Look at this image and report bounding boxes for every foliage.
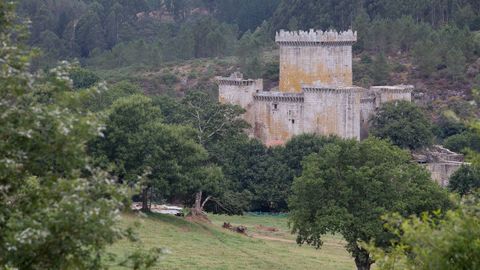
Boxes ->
[288,138,451,270]
[70,67,100,89]
[236,27,272,78]
[88,80,142,112]
[370,101,434,150]
[91,95,215,210]
[367,194,480,270]
[433,111,467,139]
[177,91,249,149]
[448,165,480,196]
[444,130,480,153]
[370,53,390,85]
[0,3,158,268]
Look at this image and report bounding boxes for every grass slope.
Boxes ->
[109,213,354,270]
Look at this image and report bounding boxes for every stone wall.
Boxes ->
[370,85,413,107]
[414,145,466,187]
[276,30,357,92]
[360,94,376,140]
[253,93,304,146]
[217,73,263,137]
[303,86,363,140]
[426,162,464,186]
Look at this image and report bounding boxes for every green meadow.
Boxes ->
[109,213,355,270]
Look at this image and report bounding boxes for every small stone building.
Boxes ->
[217,29,413,146]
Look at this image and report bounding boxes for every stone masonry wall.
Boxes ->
[253,93,304,146]
[360,96,376,140]
[370,85,413,107]
[303,86,363,140]
[276,30,357,92]
[217,73,263,137]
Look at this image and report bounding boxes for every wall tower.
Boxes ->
[217,72,263,137]
[276,29,357,93]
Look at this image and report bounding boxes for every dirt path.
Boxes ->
[250,233,297,244]
[251,233,347,249]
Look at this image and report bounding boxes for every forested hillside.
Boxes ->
[20,0,480,93]
[18,0,480,153]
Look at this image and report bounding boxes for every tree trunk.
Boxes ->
[354,256,372,270]
[141,186,150,212]
[189,190,212,218]
[190,190,203,216]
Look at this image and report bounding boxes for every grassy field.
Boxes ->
[108,212,355,270]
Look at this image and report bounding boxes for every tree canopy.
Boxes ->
[448,165,480,196]
[367,194,480,270]
[288,137,451,270]
[370,100,434,150]
[0,3,158,268]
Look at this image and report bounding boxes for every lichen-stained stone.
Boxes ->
[276,29,357,92]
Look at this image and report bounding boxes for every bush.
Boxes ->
[70,68,100,89]
[444,131,480,153]
[370,101,434,150]
[448,165,480,196]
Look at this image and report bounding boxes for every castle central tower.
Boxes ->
[276,29,357,93]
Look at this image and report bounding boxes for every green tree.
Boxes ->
[69,67,100,89]
[413,39,441,77]
[448,165,480,196]
[75,9,106,57]
[92,94,223,214]
[367,194,480,270]
[0,3,158,268]
[236,30,264,78]
[444,131,480,153]
[174,91,248,214]
[178,91,249,148]
[370,53,390,85]
[289,138,451,270]
[85,80,141,112]
[445,47,466,79]
[370,100,434,150]
[281,134,340,176]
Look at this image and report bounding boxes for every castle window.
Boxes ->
[291,119,295,124]
[273,103,278,110]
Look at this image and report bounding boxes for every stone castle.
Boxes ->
[217,29,413,146]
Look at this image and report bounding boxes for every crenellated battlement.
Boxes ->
[275,29,357,46]
[370,85,414,94]
[254,92,304,103]
[216,72,262,86]
[303,85,364,94]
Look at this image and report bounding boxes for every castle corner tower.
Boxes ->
[276,29,357,92]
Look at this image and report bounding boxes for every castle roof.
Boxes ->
[276,29,357,45]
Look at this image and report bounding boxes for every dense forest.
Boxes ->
[19,0,480,74]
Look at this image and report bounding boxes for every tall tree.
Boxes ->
[0,3,158,268]
[289,138,451,270]
[178,91,249,149]
[75,9,106,57]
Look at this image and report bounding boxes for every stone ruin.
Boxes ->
[413,145,466,186]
